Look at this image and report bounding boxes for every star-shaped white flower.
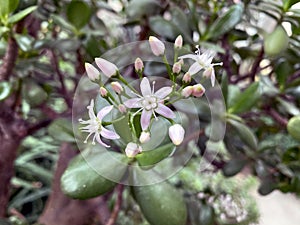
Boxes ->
[79,99,120,147]
[179,47,223,87]
[124,77,175,131]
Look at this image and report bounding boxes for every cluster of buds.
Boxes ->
[80,35,222,159]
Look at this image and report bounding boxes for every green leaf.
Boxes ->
[223,158,247,177]
[283,0,300,11]
[0,82,12,101]
[287,116,300,141]
[206,4,244,39]
[228,118,258,150]
[0,0,19,17]
[149,16,180,39]
[7,6,37,24]
[48,118,75,142]
[136,143,175,167]
[228,82,260,114]
[113,114,133,143]
[66,0,91,30]
[126,0,161,19]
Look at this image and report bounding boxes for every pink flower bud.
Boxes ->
[95,58,118,78]
[192,84,205,97]
[169,124,185,146]
[111,81,123,94]
[181,86,193,98]
[125,142,142,158]
[118,104,127,113]
[174,35,183,49]
[139,131,150,143]
[172,61,181,74]
[182,72,191,83]
[149,36,165,56]
[85,63,99,81]
[99,87,108,97]
[134,57,144,72]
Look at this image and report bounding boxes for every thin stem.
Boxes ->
[105,185,124,225]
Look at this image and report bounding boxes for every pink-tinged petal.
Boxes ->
[141,109,152,130]
[125,142,142,158]
[124,98,141,108]
[95,58,118,78]
[97,105,113,120]
[169,124,185,145]
[149,36,165,56]
[85,63,99,81]
[155,103,175,119]
[96,133,110,148]
[178,54,199,61]
[101,127,120,140]
[188,62,202,75]
[211,68,216,87]
[140,77,151,96]
[87,99,96,120]
[155,86,172,99]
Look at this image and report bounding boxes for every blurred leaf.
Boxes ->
[277,98,300,116]
[149,16,180,39]
[258,179,276,195]
[7,6,37,24]
[14,34,34,52]
[264,26,289,56]
[223,158,247,177]
[199,204,214,225]
[206,4,244,40]
[66,0,91,30]
[228,82,260,114]
[23,81,47,106]
[48,118,75,142]
[228,118,258,150]
[50,14,75,32]
[287,116,300,141]
[0,0,19,18]
[0,81,12,101]
[283,0,300,11]
[126,0,161,19]
[136,143,175,166]
[275,59,292,87]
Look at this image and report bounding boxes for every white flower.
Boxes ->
[169,124,185,145]
[181,86,193,98]
[85,63,100,81]
[192,84,205,97]
[79,99,120,147]
[172,61,182,74]
[124,77,175,131]
[125,142,142,158]
[134,57,144,72]
[111,81,123,94]
[95,58,118,78]
[182,72,191,83]
[139,131,150,143]
[149,36,165,56]
[99,87,108,97]
[179,47,223,87]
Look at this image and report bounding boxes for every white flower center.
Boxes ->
[141,95,158,111]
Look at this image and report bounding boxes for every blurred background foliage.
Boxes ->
[0,0,299,225]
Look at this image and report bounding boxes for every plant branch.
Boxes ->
[105,184,124,225]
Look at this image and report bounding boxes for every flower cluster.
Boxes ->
[80,35,222,159]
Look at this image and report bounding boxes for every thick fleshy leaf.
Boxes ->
[7,6,37,24]
[155,103,175,119]
[66,0,91,29]
[140,77,152,96]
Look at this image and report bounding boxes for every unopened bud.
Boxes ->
[149,36,165,56]
[169,124,185,146]
[182,72,191,83]
[85,63,99,81]
[192,84,205,97]
[139,131,150,143]
[118,104,127,113]
[125,142,142,158]
[95,58,118,78]
[172,61,181,74]
[100,87,108,97]
[181,86,193,98]
[111,81,123,94]
[134,57,144,72]
[174,35,183,49]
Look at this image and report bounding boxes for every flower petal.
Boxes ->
[169,124,185,145]
[96,133,110,148]
[97,105,113,121]
[95,57,118,78]
[188,62,202,75]
[87,99,96,120]
[155,86,172,99]
[141,109,152,130]
[85,63,99,81]
[155,103,175,119]
[211,68,216,87]
[101,127,120,140]
[140,77,151,96]
[124,98,141,108]
[178,54,199,61]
